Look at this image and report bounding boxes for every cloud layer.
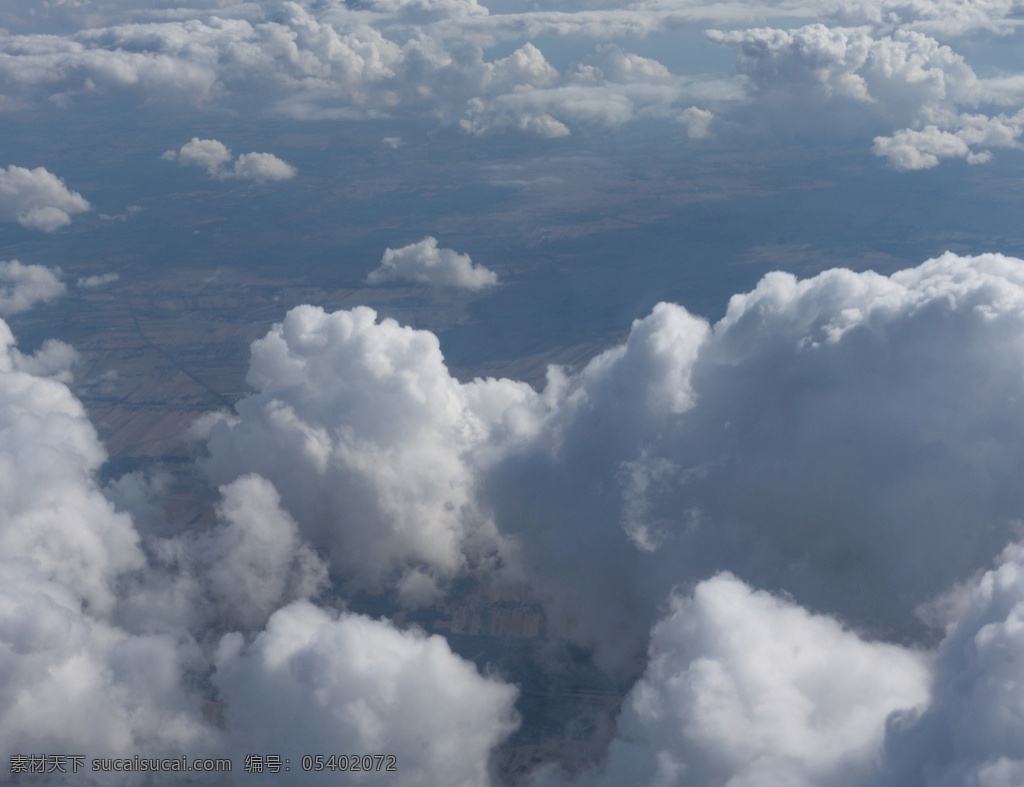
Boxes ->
[7,250,1024,783]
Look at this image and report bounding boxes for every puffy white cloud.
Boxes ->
[366,236,499,289]
[874,110,1024,169]
[484,252,1024,666]
[0,560,213,765]
[0,260,65,315]
[0,165,90,231]
[708,23,1024,167]
[213,599,520,786]
[193,303,540,600]
[586,574,930,787]
[0,322,143,614]
[0,314,213,768]
[231,150,298,181]
[0,303,517,781]
[191,475,328,630]
[875,541,1024,786]
[833,0,1024,37]
[572,44,671,84]
[163,137,297,182]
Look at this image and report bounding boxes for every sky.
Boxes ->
[2,0,1024,784]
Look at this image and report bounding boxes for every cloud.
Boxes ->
[708,23,1024,167]
[163,137,297,182]
[213,600,520,786]
[833,0,1024,37]
[191,475,328,630]
[77,272,120,289]
[0,312,214,766]
[0,303,516,783]
[583,574,929,787]
[678,105,713,138]
[192,303,538,601]
[483,252,1024,667]
[874,111,1024,169]
[0,260,65,315]
[366,236,499,289]
[0,166,90,231]
[875,541,1024,786]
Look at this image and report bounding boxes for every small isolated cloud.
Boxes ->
[0,260,65,315]
[367,236,499,290]
[163,137,297,183]
[99,205,142,222]
[0,165,90,231]
[678,106,713,138]
[77,272,119,289]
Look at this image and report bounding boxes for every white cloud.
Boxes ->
[366,236,499,289]
[874,110,1024,169]
[875,541,1024,786]
[833,0,1024,37]
[0,315,214,767]
[0,307,516,781]
[708,23,1024,167]
[678,105,713,138]
[77,272,120,289]
[213,600,520,786]
[191,475,328,630]
[0,166,90,231]
[0,322,143,614]
[483,252,1024,667]
[586,574,929,787]
[231,151,298,181]
[0,260,65,315]
[163,137,297,182]
[193,303,538,598]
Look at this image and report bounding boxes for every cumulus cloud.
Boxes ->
[0,313,214,768]
[214,600,519,786]
[482,252,1024,667]
[0,165,90,231]
[193,303,538,601]
[366,236,499,289]
[163,137,297,182]
[708,23,1024,167]
[585,574,930,787]
[874,110,1024,169]
[191,475,328,630]
[0,303,516,783]
[0,260,65,315]
[876,541,1024,786]
[9,233,1024,785]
